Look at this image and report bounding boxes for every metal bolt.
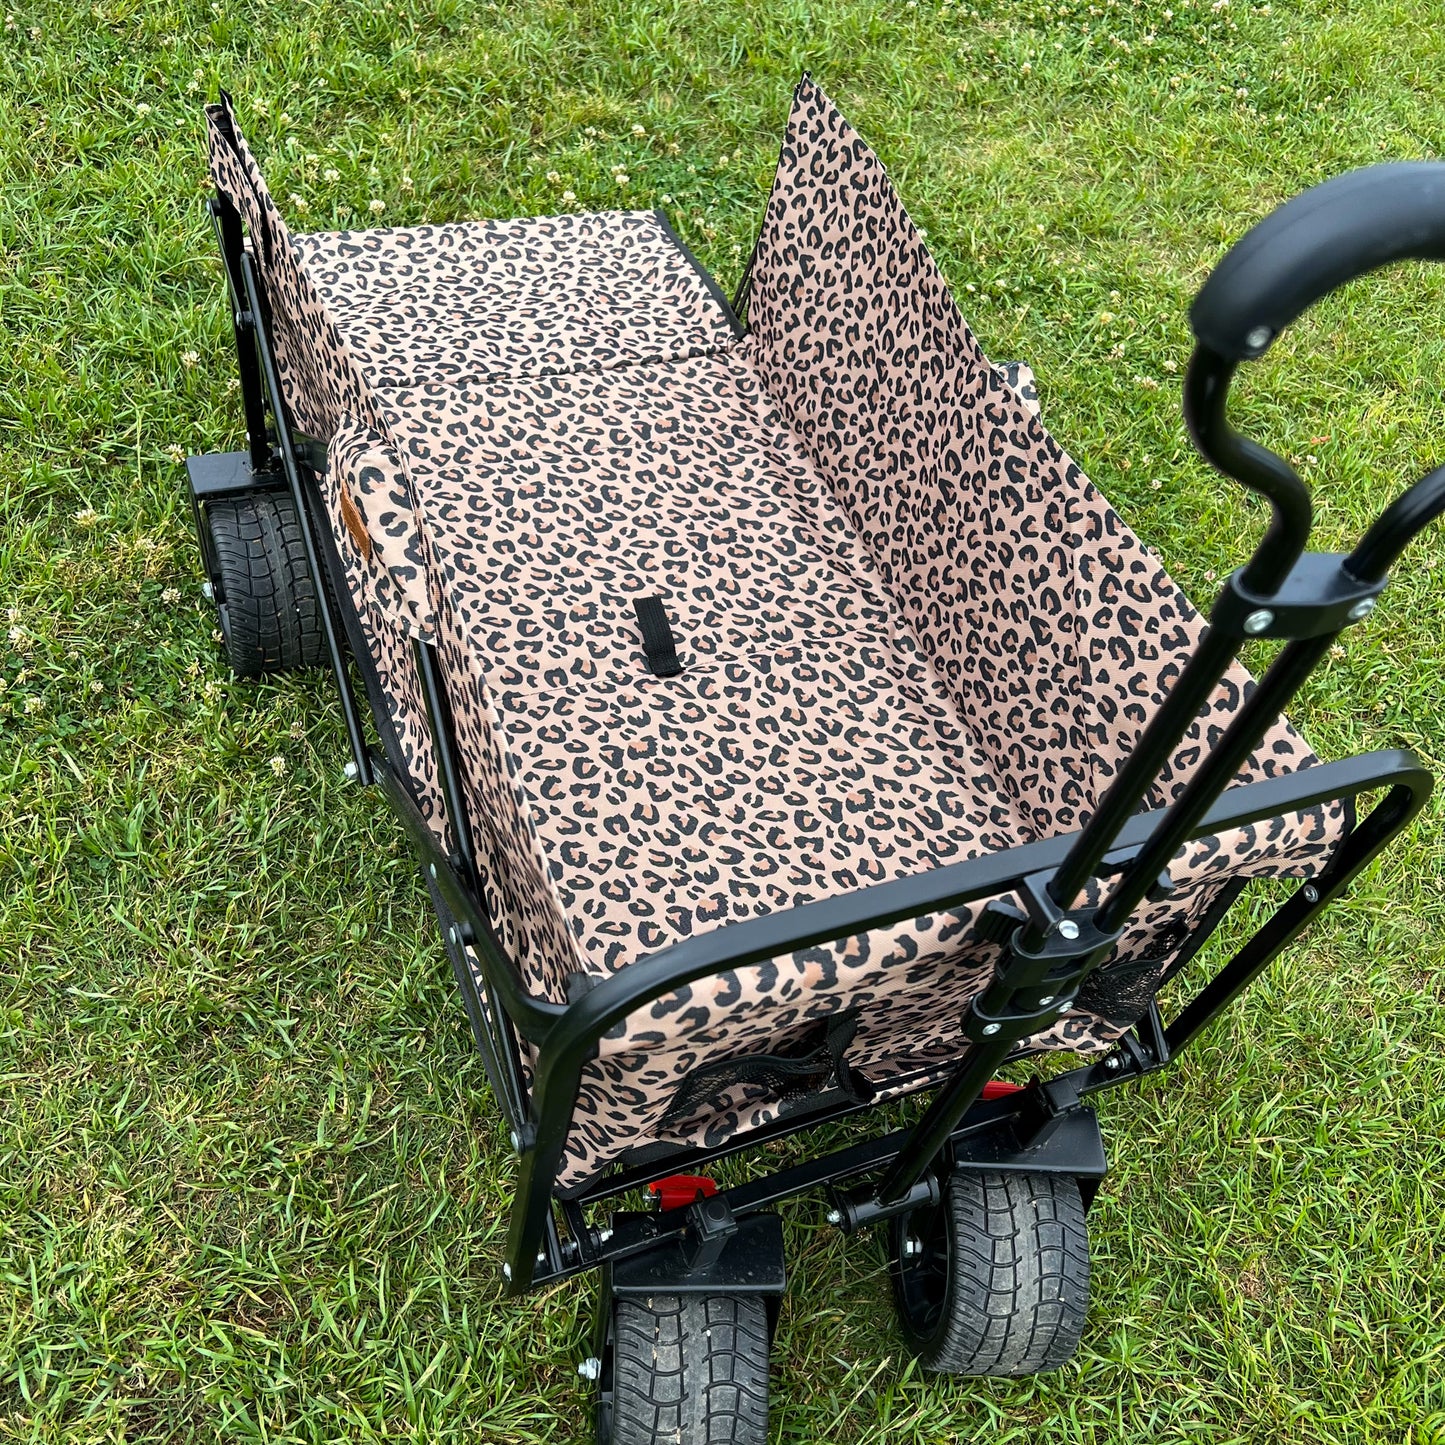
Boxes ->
[1347,598,1376,622]
[1243,609,1274,635]
[825,1208,842,1226]
[1302,884,1320,904]
[448,925,459,946]
[201,581,214,600]
[598,1228,613,1244]
[1244,325,1273,353]
[1056,919,1080,941]
[501,1263,512,1281]
[1103,1054,1122,1072]
[343,761,359,782]
[428,863,437,880]
[981,1022,1001,1036]
[508,1129,521,1153]
[1057,1001,1071,1014]
[902,1237,923,1259]
[577,1358,601,1382]
[1037,995,1056,1007]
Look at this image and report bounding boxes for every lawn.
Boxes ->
[3,0,1445,1440]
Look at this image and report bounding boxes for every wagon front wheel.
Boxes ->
[597,1293,769,1445]
[205,490,328,678]
[888,1169,1089,1376]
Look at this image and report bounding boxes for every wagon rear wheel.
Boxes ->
[888,1169,1090,1376]
[205,490,327,678]
[596,1293,768,1445]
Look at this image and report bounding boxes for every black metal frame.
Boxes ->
[189,183,1441,1311]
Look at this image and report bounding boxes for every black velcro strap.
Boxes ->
[658,1008,875,1130]
[633,595,682,677]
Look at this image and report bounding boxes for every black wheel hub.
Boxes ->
[888,1186,951,1343]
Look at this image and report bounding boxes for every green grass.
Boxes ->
[3,0,1445,1440]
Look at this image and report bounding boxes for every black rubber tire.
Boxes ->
[600,1294,769,1445]
[206,491,327,678]
[889,1169,1089,1376]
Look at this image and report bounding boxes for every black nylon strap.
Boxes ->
[658,1008,875,1129]
[633,595,682,677]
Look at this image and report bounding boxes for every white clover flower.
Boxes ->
[269,755,287,776]
[613,172,629,188]
[631,123,646,136]
[8,625,26,645]
[546,169,562,184]
[3,16,17,33]
[400,175,414,192]
[135,101,152,116]
[90,679,104,694]
[24,695,43,715]
[289,193,309,214]
[74,507,99,526]
[1162,358,1178,373]
[369,198,385,214]
[659,193,674,205]
[162,587,181,604]
[278,112,293,127]
[1149,479,1163,490]
[583,126,597,137]
[1204,569,1218,582]
[252,97,268,116]
[323,167,339,183]
[166,443,186,463]
[187,80,199,94]
[561,189,576,203]
[1135,375,1159,390]
[181,350,200,367]
[226,377,240,393]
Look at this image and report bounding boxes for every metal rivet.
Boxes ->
[201,581,214,600]
[501,1263,512,1281]
[1347,598,1376,622]
[1243,609,1274,635]
[1037,995,1055,1007]
[1302,884,1320,904]
[1056,919,1080,941]
[902,1237,922,1258]
[428,863,437,879]
[448,926,458,946]
[981,1022,1001,1036]
[1245,325,1273,353]
[508,1128,521,1153]
[598,1228,613,1244]
[577,1358,601,1381]
[825,1208,842,1226]
[343,761,359,781]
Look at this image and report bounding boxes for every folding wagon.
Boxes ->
[184,79,1445,1442]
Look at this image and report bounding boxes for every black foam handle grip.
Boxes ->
[1189,161,1445,360]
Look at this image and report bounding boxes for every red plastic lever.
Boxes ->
[981,1081,1025,1100]
[648,1174,719,1211]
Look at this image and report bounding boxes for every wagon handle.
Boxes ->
[1044,165,1445,918]
[1190,161,1445,363]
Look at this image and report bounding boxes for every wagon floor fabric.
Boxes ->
[292,210,738,390]
[375,347,1041,976]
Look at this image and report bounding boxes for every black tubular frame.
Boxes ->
[197,184,1441,1299]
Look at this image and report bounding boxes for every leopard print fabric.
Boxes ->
[205,86,1347,1190]
[292,214,738,388]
